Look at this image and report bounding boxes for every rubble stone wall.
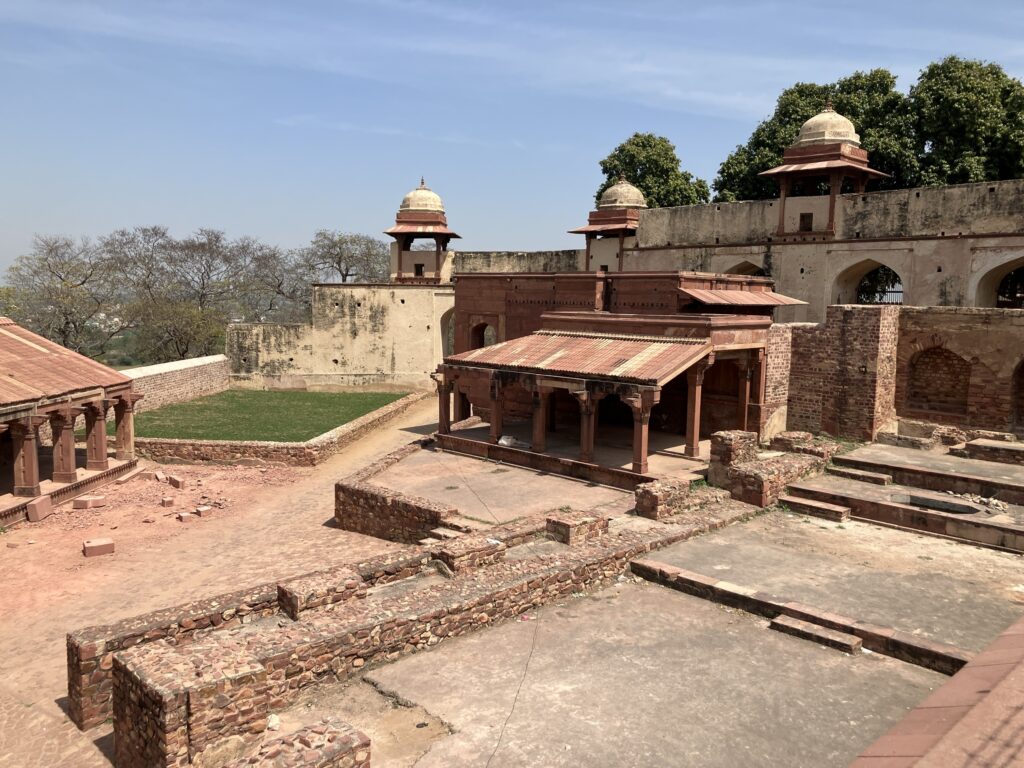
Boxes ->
[709,430,824,507]
[334,479,456,544]
[224,719,371,767]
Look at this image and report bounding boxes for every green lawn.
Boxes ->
[124,390,409,442]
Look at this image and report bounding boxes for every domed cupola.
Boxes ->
[384,178,459,283]
[793,102,861,148]
[399,178,446,213]
[598,176,648,210]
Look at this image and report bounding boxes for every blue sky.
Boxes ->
[1,1,1022,270]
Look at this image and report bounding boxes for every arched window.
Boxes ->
[973,255,1024,308]
[470,323,497,350]
[907,347,970,415]
[723,261,767,277]
[439,308,455,358]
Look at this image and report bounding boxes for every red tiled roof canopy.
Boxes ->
[679,288,807,306]
[758,158,889,178]
[445,330,713,386]
[0,317,131,408]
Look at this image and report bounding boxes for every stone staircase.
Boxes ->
[418,514,492,545]
[783,447,1024,553]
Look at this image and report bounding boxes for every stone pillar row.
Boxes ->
[4,392,140,498]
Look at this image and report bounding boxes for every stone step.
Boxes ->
[418,537,441,545]
[429,527,463,540]
[769,614,862,654]
[778,494,850,522]
[825,465,892,485]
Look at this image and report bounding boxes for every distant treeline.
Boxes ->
[0,228,391,366]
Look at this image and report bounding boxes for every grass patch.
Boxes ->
[124,390,408,442]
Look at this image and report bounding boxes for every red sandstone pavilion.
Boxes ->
[0,316,140,524]
[434,269,804,476]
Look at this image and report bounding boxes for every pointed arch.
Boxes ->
[907,346,971,416]
[833,259,904,305]
[974,255,1024,308]
[722,260,767,277]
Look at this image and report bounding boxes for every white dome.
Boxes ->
[400,178,445,213]
[793,104,860,148]
[598,176,647,210]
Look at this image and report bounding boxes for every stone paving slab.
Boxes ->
[650,511,1024,652]
[366,582,943,768]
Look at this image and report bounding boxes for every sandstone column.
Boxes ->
[531,389,549,453]
[737,358,752,432]
[488,381,503,444]
[576,392,596,463]
[436,380,452,435]
[114,396,140,461]
[50,409,79,484]
[84,401,110,471]
[685,361,710,459]
[11,418,43,497]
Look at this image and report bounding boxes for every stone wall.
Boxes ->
[122,355,231,413]
[228,284,454,391]
[895,307,1024,431]
[334,479,456,545]
[135,391,429,466]
[708,430,824,507]
[452,249,582,274]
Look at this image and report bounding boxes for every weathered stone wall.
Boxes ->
[122,355,231,413]
[780,305,899,441]
[629,179,1024,323]
[709,430,824,507]
[334,479,456,545]
[452,249,582,274]
[227,284,454,391]
[134,392,429,466]
[895,307,1024,430]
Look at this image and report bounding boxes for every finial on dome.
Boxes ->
[419,176,426,188]
[617,172,627,183]
[825,97,834,112]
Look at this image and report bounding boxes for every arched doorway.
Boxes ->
[907,347,971,416]
[833,260,904,305]
[973,255,1024,308]
[997,266,1024,309]
[469,323,497,350]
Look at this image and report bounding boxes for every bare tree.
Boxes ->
[4,235,130,356]
[303,230,390,283]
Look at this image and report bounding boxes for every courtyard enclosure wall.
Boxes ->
[630,179,1024,322]
[227,284,454,391]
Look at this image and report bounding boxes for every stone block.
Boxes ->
[160,497,175,507]
[25,496,53,523]
[167,475,185,489]
[176,512,195,523]
[83,538,115,557]
[73,495,107,510]
[195,505,213,517]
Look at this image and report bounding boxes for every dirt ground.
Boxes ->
[0,398,438,768]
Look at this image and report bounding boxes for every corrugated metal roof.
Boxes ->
[0,317,131,408]
[567,222,638,234]
[445,330,712,385]
[679,288,807,306]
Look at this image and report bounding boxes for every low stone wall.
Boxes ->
[334,479,456,544]
[111,519,713,767]
[545,510,609,545]
[67,550,435,731]
[225,719,371,767]
[960,438,1024,465]
[135,391,430,466]
[436,433,654,490]
[277,569,367,621]
[768,431,844,461]
[123,355,231,413]
[709,430,824,507]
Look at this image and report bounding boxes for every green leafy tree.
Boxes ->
[911,56,1024,185]
[596,133,710,208]
[714,69,916,201]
